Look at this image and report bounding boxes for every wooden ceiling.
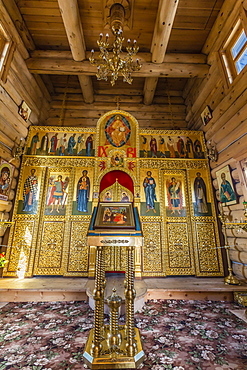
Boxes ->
[5,0,225,128]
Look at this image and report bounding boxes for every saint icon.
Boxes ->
[143,171,157,213]
[105,115,131,147]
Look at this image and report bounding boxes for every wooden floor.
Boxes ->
[0,276,247,303]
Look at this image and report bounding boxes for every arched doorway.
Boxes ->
[99,170,134,202]
[99,170,134,272]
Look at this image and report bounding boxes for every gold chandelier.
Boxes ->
[89,3,141,86]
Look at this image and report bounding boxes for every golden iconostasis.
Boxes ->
[4,110,223,278]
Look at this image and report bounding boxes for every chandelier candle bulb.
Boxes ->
[90,2,141,85]
[243,201,247,219]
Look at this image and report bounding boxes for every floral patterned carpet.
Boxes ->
[0,299,246,370]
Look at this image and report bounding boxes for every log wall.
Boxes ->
[184,0,247,282]
[0,3,50,248]
[46,75,188,130]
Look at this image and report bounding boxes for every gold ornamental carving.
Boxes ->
[67,221,90,273]
[194,222,223,275]
[23,156,95,168]
[166,223,195,275]
[13,214,37,221]
[4,221,35,277]
[142,222,162,272]
[34,221,65,275]
[6,122,224,280]
[27,125,96,133]
[139,129,205,138]
[140,159,207,170]
[234,292,247,307]
[104,245,127,271]
[191,216,215,222]
[141,216,162,222]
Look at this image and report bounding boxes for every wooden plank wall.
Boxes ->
[184,0,247,282]
[46,75,188,130]
[0,2,50,247]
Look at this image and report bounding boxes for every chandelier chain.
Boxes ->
[166,79,175,129]
[59,75,69,126]
[89,4,141,86]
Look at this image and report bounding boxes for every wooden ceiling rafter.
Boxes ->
[1,0,226,130]
[144,0,180,105]
[57,0,94,104]
[30,50,207,64]
[1,0,52,102]
[25,57,209,78]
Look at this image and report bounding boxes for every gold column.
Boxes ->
[125,245,136,356]
[88,245,97,278]
[92,245,105,356]
[106,288,122,350]
[100,246,106,332]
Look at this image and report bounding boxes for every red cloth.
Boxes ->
[100,170,134,194]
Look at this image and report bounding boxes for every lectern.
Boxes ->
[83,202,145,369]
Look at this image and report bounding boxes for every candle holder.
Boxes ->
[218,203,241,285]
[0,221,14,235]
[243,202,247,219]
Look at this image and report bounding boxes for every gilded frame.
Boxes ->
[94,202,135,229]
[216,164,237,206]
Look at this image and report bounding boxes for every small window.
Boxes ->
[0,22,13,82]
[221,19,247,84]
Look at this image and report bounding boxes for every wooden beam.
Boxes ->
[33,75,52,103]
[144,0,179,105]
[26,58,209,78]
[57,0,85,61]
[41,75,55,96]
[78,75,94,104]
[143,77,158,105]
[57,0,94,103]
[31,50,207,65]
[151,0,180,64]
[53,94,184,104]
[49,100,186,113]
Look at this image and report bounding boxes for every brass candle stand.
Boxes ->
[234,292,247,317]
[106,288,122,353]
[84,204,144,368]
[83,244,144,369]
[218,203,246,285]
[0,221,14,235]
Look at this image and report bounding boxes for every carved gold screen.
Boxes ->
[4,112,224,278]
